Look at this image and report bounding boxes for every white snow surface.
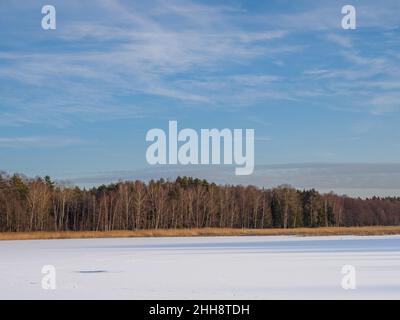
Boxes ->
[1,235,400,299]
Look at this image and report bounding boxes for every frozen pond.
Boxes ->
[1,235,400,299]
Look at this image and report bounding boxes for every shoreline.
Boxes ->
[1,226,400,241]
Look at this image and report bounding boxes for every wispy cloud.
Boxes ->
[0,0,299,125]
[2,0,399,126]
[0,136,85,148]
[325,33,352,48]
[1,0,400,187]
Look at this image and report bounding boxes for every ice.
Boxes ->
[0,235,399,299]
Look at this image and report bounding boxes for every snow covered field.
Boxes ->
[1,235,400,299]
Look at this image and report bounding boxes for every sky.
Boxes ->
[0,0,400,196]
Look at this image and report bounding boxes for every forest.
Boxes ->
[0,172,400,232]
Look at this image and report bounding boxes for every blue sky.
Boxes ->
[1,0,400,195]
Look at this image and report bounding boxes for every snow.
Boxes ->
[1,235,400,299]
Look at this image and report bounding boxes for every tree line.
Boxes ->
[0,173,399,232]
